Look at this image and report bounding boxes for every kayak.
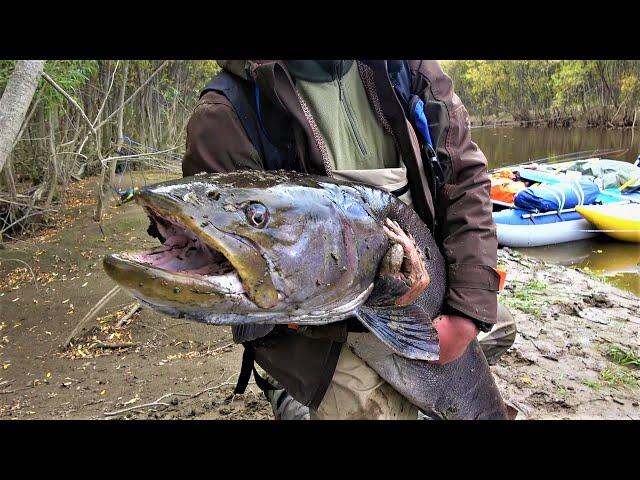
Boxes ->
[490,158,640,209]
[491,158,640,247]
[493,208,597,247]
[575,203,640,243]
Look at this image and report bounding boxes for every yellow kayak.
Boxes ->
[575,203,640,243]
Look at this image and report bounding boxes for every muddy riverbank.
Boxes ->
[1,175,639,419]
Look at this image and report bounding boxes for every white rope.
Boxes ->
[538,184,565,211]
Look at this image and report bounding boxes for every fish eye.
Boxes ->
[245,202,269,228]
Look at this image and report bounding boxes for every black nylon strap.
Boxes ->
[391,182,410,197]
[234,344,255,394]
[234,343,279,395]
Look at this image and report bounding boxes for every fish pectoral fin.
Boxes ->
[356,304,439,361]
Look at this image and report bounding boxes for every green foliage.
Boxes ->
[0,60,18,91]
[40,60,99,112]
[620,74,640,103]
[441,60,640,126]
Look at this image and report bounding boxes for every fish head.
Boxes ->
[103,171,385,323]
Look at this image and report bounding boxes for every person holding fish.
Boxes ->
[177,60,515,419]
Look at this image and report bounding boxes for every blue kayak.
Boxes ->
[493,161,640,247]
[494,208,596,247]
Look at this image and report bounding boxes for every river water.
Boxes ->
[473,126,639,295]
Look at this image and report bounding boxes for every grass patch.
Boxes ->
[556,385,569,398]
[604,344,640,369]
[501,279,549,315]
[582,380,602,391]
[600,366,638,388]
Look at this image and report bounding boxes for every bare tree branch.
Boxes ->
[41,71,96,135]
[95,61,170,131]
[92,61,119,128]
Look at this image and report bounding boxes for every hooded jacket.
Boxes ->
[182,60,500,408]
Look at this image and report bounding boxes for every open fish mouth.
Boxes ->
[133,205,240,282]
[103,198,278,310]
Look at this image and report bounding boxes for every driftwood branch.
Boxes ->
[1,258,38,290]
[103,393,175,416]
[98,146,181,166]
[0,207,57,235]
[63,285,121,348]
[103,373,242,417]
[115,303,141,328]
[88,341,139,350]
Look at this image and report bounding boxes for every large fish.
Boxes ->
[104,170,509,419]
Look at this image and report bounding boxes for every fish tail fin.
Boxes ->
[356,304,439,361]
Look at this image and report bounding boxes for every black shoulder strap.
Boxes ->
[234,343,278,395]
[201,71,287,171]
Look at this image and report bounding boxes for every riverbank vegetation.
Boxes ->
[0,60,219,241]
[2,60,639,243]
[441,60,640,128]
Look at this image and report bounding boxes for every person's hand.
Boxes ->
[428,314,479,365]
[381,219,430,306]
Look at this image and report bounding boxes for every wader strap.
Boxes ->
[234,344,255,394]
[390,182,410,197]
[234,343,279,395]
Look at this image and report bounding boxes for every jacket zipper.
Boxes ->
[336,63,369,157]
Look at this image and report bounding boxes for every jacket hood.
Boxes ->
[216,60,354,83]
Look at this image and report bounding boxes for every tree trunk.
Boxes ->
[0,60,46,174]
[93,124,108,222]
[110,61,129,186]
[44,108,59,208]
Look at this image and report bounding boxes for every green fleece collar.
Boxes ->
[285,60,354,82]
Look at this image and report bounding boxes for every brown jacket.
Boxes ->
[182,60,500,408]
